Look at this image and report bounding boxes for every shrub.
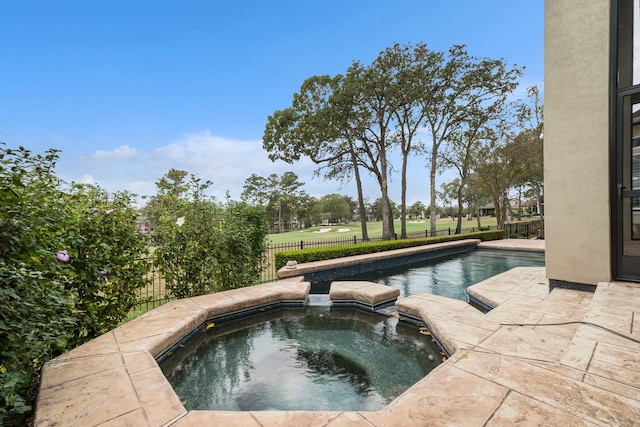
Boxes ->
[274,230,504,271]
[151,172,268,298]
[0,146,77,423]
[60,185,150,343]
[0,145,149,424]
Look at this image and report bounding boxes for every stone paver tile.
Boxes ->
[503,293,547,306]
[453,351,640,425]
[186,293,237,316]
[527,315,586,338]
[588,359,640,391]
[427,318,498,354]
[478,239,545,251]
[527,360,585,381]
[538,299,585,318]
[104,408,150,426]
[54,331,119,361]
[583,309,633,333]
[252,411,343,427]
[330,281,399,305]
[171,411,262,426]
[539,311,585,336]
[129,366,186,426]
[583,373,640,402]
[468,289,512,307]
[364,363,508,427]
[485,305,544,325]
[122,350,157,375]
[487,391,598,426]
[476,326,572,363]
[574,323,638,351]
[592,340,640,371]
[559,336,597,372]
[114,304,206,356]
[116,330,177,356]
[35,363,139,426]
[326,411,376,426]
[270,282,311,300]
[225,286,283,310]
[115,302,204,343]
[40,353,123,388]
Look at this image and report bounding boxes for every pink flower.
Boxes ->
[56,250,70,263]
[99,269,108,275]
[105,209,114,214]
[139,224,146,234]
[90,207,98,213]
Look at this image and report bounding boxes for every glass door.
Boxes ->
[616,88,640,280]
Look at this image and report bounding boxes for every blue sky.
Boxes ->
[1,1,543,206]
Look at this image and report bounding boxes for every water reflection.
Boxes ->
[344,249,545,300]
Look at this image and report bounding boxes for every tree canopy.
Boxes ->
[263,42,524,237]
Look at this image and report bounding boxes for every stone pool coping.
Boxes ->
[36,244,640,425]
[329,281,400,311]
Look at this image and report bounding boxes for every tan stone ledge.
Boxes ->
[329,281,401,308]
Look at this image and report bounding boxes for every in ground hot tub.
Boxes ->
[159,306,442,412]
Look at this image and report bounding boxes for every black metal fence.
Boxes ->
[133,220,543,311]
[503,220,544,239]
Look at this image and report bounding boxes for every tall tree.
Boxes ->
[474,123,529,230]
[383,43,440,238]
[241,172,305,233]
[440,101,506,233]
[408,200,427,219]
[421,45,522,236]
[314,194,352,224]
[516,85,544,219]
[263,75,371,240]
[344,59,397,239]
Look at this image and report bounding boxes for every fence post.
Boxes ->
[448,227,451,235]
[394,233,398,240]
[353,235,357,245]
[300,240,304,250]
[425,230,428,238]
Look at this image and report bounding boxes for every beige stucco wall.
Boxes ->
[544,0,612,284]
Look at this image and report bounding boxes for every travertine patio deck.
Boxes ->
[35,242,640,426]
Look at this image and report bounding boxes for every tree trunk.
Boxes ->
[536,185,543,221]
[351,150,369,241]
[455,184,464,234]
[378,139,395,240]
[400,154,408,239]
[517,186,522,221]
[429,151,438,237]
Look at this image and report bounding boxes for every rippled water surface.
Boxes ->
[340,249,545,300]
[161,307,441,412]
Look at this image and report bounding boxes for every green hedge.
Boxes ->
[274,230,504,271]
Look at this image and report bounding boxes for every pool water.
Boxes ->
[319,249,545,300]
[160,307,441,412]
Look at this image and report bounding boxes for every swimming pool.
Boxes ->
[315,249,545,300]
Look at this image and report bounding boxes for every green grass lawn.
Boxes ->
[267,217,500,243]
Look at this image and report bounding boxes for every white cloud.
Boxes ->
[61,130,439,205]
[84,144,140,163]
[62,131,325,201]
